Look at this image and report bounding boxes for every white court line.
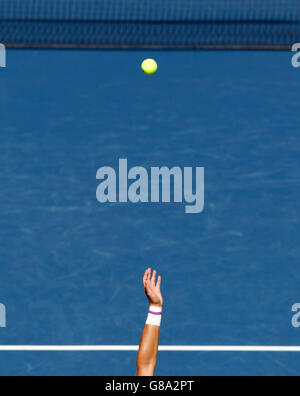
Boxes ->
[0,346,300,352]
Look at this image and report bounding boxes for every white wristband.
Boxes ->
[146,306,162,327]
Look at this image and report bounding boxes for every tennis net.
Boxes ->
[0,0,299,49]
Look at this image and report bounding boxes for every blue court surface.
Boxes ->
[0,49,300,376]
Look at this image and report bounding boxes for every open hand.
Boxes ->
[143,268,163,308]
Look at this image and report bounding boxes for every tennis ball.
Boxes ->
[141,59,158,75]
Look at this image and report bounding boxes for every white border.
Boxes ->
[0,345,299,352]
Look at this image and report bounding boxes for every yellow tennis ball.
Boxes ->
[141,59,158,75]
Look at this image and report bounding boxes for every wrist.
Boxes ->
[146,305,163,327]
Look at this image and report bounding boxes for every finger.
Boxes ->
[143,270,148,287]
[151,270,157,285]
[147,268,151,281]
[156,275,162,290]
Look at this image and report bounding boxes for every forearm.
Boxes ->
[136,324,160,376]
[136,305,162,376]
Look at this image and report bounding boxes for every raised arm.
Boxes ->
[136,268,163,377]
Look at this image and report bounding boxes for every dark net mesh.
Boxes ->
[0,0,299,48]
